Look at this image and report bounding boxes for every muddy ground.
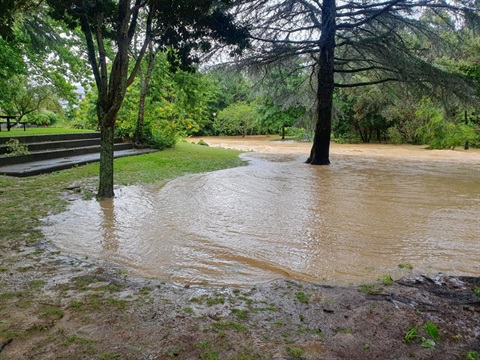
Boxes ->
[1,242,479,359]
[1,138,479,359]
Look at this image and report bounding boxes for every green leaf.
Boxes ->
[405,326,418,344]
[425,321,440,340]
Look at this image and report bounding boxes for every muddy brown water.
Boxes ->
[41,137,480,286]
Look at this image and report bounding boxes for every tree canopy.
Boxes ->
[43,0,250,198]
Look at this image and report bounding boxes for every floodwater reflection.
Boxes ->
[41,150,480,285]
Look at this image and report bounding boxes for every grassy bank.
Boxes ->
[0,142,245,246]
[0,127,96,137]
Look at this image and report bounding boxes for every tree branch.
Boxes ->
[79,16,101,91]
[335,78,401,88]
[336,0,403,30]
[334,65,397,73]
[127,2,154,87]
[95,12,108,96]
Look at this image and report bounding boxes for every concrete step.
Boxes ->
[0,148,156,177]
[0,137,123,155]
[0,132,101,145]
[0,143,133,166]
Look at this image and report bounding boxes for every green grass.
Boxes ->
[358,283,384,294]
[295,291,309,304]
[285,346,304,357]
[0,142,246,245]
[0,127,96,137]
[212,321,249,333]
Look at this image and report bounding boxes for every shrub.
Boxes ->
[409,97,478,149]
[4,139,29,156]
[115,118,135,139]
[416,118,477,149]
[148,120,179,149]
[214,102,257,136]
[387,127,404,144]
[25,111,59,126]
[334,133,361,144]
[285,127,313,142]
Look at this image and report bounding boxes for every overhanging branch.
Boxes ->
[335,78,401,87]
[334,65,397,73]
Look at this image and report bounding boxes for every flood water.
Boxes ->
[41,140,480,286]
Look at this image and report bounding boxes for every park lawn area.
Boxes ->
[0,141,246,246]
[0,127,96,137]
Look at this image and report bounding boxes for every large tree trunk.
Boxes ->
[97,122,116,198]
[307,0,336,165]
[96,77,124,198]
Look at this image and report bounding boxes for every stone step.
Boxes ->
[0,143,133,166]
[0,137,124,155]
[0,148,155,177]
[0,131,155,177]
[0,132,101,145]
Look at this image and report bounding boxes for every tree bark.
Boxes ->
[134,42,156,145]
[97,122,115,199]
[307,0,336,165]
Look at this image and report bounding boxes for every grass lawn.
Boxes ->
[0,127,96,137]
[0,141,245,246]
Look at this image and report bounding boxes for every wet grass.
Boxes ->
[0,142,246,246]
[0,127,96,137]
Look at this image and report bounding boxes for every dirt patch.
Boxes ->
[1,243,479,359]
[1,138,479,359]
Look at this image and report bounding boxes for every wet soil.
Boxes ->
[1,138,479,359]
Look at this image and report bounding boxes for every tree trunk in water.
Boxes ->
[97,124,115,198]
[307,0,336,165]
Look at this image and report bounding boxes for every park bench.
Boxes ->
[0,115,29,132]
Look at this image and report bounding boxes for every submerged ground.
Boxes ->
[0,137,479,359]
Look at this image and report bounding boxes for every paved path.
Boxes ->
[0,148,154,177]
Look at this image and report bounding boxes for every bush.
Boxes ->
[147,120,179,150]
[4,138,29,156]
[214,102,257,136]
[115,118,135,139]
[387,127,404,144]
[25,111,59,126]
[284,127,314,142]
[416,117,477,149]
[334,133,361,144]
